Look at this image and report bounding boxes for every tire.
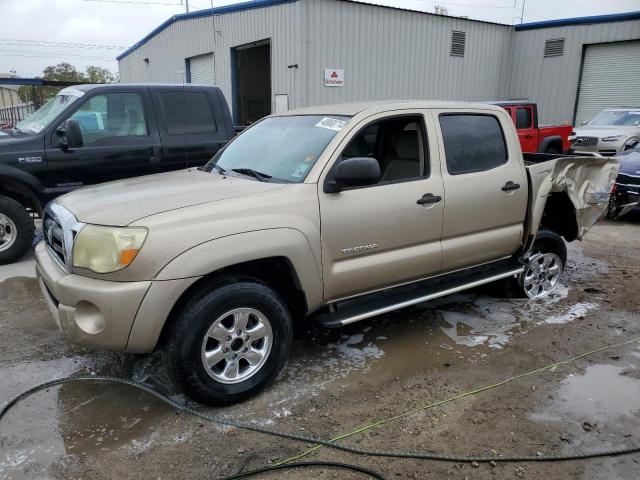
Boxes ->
[163,278,293,405]
[0,195,35,265]
[544,147,559,155]
[511,229,566,299]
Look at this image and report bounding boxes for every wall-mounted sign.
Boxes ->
[324,68,344,87]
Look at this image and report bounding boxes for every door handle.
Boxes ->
[417,193,442,205]
[524,134,534,139]
[501,181,521,192]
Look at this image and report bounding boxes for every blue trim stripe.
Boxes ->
[515,11,640,31]
[116,0,297,61]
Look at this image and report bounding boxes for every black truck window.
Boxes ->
[70,93,148,144]
[439,114,508,175]
[160,91,218,135]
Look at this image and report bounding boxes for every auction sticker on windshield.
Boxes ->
[315,117,347,131]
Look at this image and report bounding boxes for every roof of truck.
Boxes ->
[64,83,221,92]
[274,100,504,117]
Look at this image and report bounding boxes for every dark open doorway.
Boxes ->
[232,40,271,126]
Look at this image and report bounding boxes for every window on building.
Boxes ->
[70,92,148,144]
[159,91,217,135]
[439,114,507,175]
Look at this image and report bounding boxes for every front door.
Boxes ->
[319,112,445,301]
[45,89,162,192]
[434,109,528,271]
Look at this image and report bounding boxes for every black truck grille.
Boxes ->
[43,213,66,268]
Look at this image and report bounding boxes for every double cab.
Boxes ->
[35,101,618,405]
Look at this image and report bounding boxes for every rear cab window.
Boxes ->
[515,107,532,129]
[439,114,508,175]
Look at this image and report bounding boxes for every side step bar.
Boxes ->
[314,261,524,328]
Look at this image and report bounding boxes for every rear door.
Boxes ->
[151,88,227,170]
[318,111,445,301]
[45,88,162,190]
[514,105,539,153]
[433,108,527,271]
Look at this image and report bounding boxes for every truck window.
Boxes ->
[70,93,148,144]
[515,107,532,129]
[340,116,428,183]
[160,91,217,135]
[439,114,507,175]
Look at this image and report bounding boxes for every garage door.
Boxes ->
[575,41,640,125]
[187,53,215,85]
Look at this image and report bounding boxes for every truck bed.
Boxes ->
[524,154,620,241]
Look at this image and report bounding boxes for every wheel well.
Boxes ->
[158,256,308,345]
[532,229,567,265]
[539,191,578,242]
[0,178,41,216]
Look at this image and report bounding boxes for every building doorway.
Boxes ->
[232,40,271,126]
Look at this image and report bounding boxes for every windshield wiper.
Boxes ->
[231,168,272,182]
[211,163,226,175]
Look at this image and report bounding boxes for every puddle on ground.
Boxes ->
[0,251,604,476]
[532,360,640,424]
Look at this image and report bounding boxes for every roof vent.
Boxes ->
[450,30,466,57]
[544,38,565,57]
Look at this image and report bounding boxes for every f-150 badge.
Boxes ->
[18,156,42,164]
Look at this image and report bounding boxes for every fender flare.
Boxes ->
[537,135,562,153]
[156,228,323,309]
[0,164,47,214]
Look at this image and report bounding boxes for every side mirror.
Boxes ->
[57,119,83,149]
[325,157,381,193]
[580,120,589,126]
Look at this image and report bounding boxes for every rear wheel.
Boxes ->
[544,146,560,155]
[0,195,35,265]
[163,278,292,405]
[512,229,566,299]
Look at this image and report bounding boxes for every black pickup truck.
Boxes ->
[0,83,234,264]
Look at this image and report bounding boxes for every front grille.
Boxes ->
[572,136,598,147]
[618,173,640,186]
[43,212,66,267]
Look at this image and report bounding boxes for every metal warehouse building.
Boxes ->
[117,0,640,126]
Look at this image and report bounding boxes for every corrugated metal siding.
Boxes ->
[575,40,640,124]
[300,0,513,106]
[118,1,303,114]
[502,19,640,125]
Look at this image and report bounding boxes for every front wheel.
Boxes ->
[163,279,292,405]
[0,195,35,265]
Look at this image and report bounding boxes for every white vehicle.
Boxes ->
[571,108,640,156]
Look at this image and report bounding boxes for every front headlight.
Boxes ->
[601,135,625,143]
[73,225,148,273]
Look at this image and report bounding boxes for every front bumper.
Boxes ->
[35,242,201,353]
[35,242,151,351]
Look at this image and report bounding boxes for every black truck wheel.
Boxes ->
[0,195,35,265]
[163,278,292,405]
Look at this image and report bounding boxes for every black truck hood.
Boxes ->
[0,132,43,156]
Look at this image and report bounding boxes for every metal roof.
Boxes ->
[515,11,640,31]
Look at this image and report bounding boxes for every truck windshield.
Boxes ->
[15,89,84,134]
[206,115,350,183]
[589,110,640,127]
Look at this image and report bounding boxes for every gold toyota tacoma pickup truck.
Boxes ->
[35,101,619,405]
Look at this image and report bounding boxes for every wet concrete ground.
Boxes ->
[1,211,640,479]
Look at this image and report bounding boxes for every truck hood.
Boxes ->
[57,169,286,226]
